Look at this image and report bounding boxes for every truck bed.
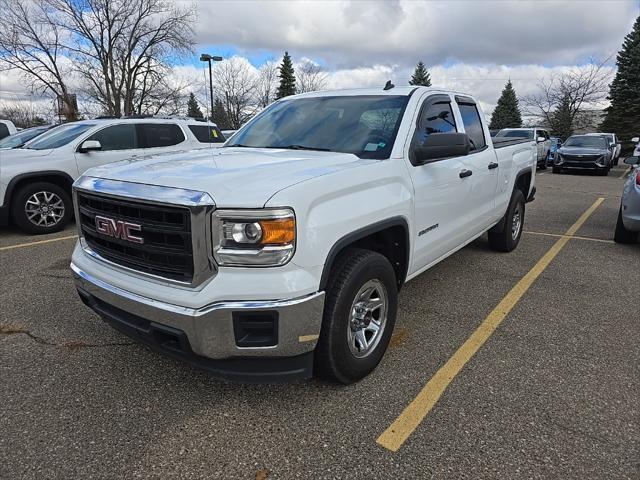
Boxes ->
[492,137,534,149]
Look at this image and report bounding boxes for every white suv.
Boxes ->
[0,117,225,234]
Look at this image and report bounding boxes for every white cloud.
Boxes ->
[196,0,637,67]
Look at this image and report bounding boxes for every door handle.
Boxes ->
[459,169,473,178]
[488,162,499,170]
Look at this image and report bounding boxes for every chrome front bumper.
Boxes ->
[71,263,325,361]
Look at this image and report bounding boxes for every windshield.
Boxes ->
[227,95,410,159]
[0,126,50,149]
[26,123,96,150]
[497,130,534,139]
[564,136,607,148]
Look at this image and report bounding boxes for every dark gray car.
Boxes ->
[552,135,613,175]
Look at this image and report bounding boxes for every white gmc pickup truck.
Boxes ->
[71,86,536,383]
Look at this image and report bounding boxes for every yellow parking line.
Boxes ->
[376,197,605,452]
[0,234,78,251]
[524,230,614,244]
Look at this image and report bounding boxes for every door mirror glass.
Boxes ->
[537,136,546,143]
[413,133,470,164]
[623,156,639,165]
[79,140,102,153]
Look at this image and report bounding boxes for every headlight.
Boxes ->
[212,208,295,266]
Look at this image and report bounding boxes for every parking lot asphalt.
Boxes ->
[1,165,638,479]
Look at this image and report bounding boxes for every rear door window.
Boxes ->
[458,103,486,151]
[87,124,138,151]
[188,125,226,143]
[138,123,185,148]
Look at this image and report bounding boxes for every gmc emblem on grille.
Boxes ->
[95,215,144,244]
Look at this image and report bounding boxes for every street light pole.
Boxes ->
[200,54,223,120]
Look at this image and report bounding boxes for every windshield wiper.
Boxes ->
[265,144,331,152]
[226,143,251,148]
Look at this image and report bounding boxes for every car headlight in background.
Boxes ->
[212,208,295,266]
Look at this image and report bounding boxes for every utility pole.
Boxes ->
[200,54,223,120]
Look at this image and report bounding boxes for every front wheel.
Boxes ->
[315,249,398,384]
[11,182,72,234]
[488,189,525,252]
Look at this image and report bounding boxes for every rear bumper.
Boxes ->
[72,263,325,382]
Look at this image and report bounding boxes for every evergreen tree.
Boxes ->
[211,97,231,130]
[186,93,204,119]
[489,80,523,130]
[601,15,640,143]
[276,51,296,99]
[409,61,432,87]
[550,92,573,139]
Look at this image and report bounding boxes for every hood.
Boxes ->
[0,148,54,164]
[558,146,607,156]
[83,147,362,207]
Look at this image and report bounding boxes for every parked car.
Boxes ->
[614,155,640,243]
[0,117,225,233]
[586,132,621,165]
[546,137,562,165]
[0,119,18,139]
[632,136,640,157]
[221,129,237,138]
[552,135,613,175]
[71,86,537,384]
[496,127,551,170]
[0,125,54,150]
[587,133,622,165]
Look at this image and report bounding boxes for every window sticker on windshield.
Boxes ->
[364,143,380,151]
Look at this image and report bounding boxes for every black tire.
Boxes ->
[552,166,561,174]
[488,189,525,253]
[11,182,72,234]
[315,248,398,384]
[614,206,638,244]
[539,163,547,171]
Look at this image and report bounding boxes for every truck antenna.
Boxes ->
[383,80,395,91]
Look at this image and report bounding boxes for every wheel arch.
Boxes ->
[6,171,75,206]
[319,216,410,292]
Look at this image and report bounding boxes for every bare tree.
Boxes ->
[521,60,612,134]
[296,60,328,94]
[212,57,257,129]
[49,0,196,117]
[0,0,196,118]
[0,0,77,118]
[256,60,279,108]
[0,100,48,128]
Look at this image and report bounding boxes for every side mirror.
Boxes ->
[79,140,102,153]
[631,137,639,143]
[412,133,471,165]
[536,136,546,143]
[623,156,639,165]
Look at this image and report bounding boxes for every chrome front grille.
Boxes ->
[74,177,216,287]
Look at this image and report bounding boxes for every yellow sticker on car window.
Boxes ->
[212,129,218,138]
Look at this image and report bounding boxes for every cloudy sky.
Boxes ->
[1,0,638,116]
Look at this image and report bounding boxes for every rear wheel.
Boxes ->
[614,206,638,244]
[315,249,398,384]
[11,182,72,234]
[488,189,525,252]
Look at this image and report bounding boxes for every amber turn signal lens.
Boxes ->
[259,218,295,245]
